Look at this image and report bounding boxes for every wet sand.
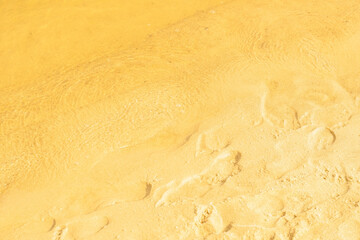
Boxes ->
[1,0,360,239]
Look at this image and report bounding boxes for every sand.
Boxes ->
[1,0,360,239]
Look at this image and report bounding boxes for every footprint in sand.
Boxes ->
[195,128,231,157]
[314,162,348,190]
[317,103,354,128]
[261,72,356,130]
[246,194,284,224]
[200,151,241,185]
[153,150,241,207]
[266,125,336,178]
[201,196,283,235]
[266,129,309,178]
[96,181,152,209]
[21,214,55,234]
[193,203,225,236]
[53,215,108,240]
[299,78,355,127]
[261,101,300,130]
[260,78,300,130]
[307,126,335,150]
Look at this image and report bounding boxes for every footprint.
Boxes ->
[96,181,152,209]
[53,215,109,239]
[307,126,335,150]
[246,194,284,226]
[314,162,348,187]
[296,79,355,128]
[200,151,241,185]
[154,176,208,207]
[153,151,241,207]
[205,128,231,152]
[53,226,74,240]
[267,104,300,130]
[278,161,350,205]
[300,88,333,107]
[261,88,300,130]
[260,77,301,130]
[310,103,354,128]
[21,214,55,234]
[261,72,356,130]
[193,204,225,235]
[247,195,284,216]
[266,130,308,178]
[195,128,231,157]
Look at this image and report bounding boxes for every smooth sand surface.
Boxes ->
[1,0,360,239]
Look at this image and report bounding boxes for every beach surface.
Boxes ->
[1,0,360,239]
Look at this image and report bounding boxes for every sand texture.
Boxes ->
[1,0,360,239]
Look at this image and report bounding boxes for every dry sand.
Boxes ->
[1,0,360,239]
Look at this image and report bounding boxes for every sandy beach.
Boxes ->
[1,0,360,239]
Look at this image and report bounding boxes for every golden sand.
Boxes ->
[1,0,360,239]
